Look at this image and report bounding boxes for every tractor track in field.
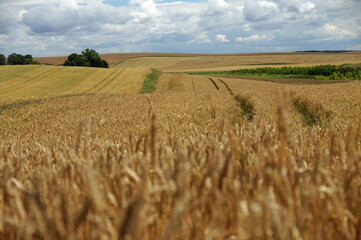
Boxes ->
[218,79,234,96]
[191,76,195,92]
[85,69,123,93]
[217,77,256,121]
[160,74,169,93]
[208,77,220,91]
[1,68,62,94]
[97,69,125,93]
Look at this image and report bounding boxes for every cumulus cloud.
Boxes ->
[0,0,360,56]
[320,24,358,40]
[216,34,229,42]
[22,0,131,34]
[22,3,80,34]
[243,0,277,22]
[235,34,268,42]
[0,7,24,34]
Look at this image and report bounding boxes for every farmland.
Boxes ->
[0,65,149,104]
[35,51,361,71]
[1,52,361,239]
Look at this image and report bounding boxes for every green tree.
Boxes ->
[102,59,109,68]
[7,53,26,65]
[25,54,34,64]
[0,54,6,65]
[67,53,87,66]
[64,49,109,68]
[81,48,106,68]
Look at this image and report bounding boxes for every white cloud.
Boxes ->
[0,0,360,56]
[235,34,268,42]
[0,7,24,34]
[216,34,229,42]
[243,0,277,22]
[322,24,358,40]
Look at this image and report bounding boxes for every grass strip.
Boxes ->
[141,68,162,94]
[234,95,255,121]
[293,97,332,126]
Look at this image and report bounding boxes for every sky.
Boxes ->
[0,0,360,57]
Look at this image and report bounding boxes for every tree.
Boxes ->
[25,54,34,64]
[64,49,109,68]
[102,59,109,68]
[0,54,6,65]
[64,53,87,66]
[81,48,104,68]
[7,53,26,65]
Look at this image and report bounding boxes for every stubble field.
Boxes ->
[1,52,361,240]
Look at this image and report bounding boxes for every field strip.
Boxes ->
[1,68,61,94]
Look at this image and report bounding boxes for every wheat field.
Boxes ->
[1,53,361,239]
[35,51,361,71]
[115,52,361,72]
[0,65,149,104]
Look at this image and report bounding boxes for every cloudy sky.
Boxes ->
[0,0,360,57]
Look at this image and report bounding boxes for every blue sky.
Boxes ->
[0,0,360,57]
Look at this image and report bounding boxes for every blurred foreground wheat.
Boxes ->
[0,90,360,240]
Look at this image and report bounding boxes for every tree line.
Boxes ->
[0,53,40,65]
[228,65,361,80]
[1,49,109,68]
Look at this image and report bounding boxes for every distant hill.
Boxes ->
[34,51,361,69]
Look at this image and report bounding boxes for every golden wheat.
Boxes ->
[0,83,360,239]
